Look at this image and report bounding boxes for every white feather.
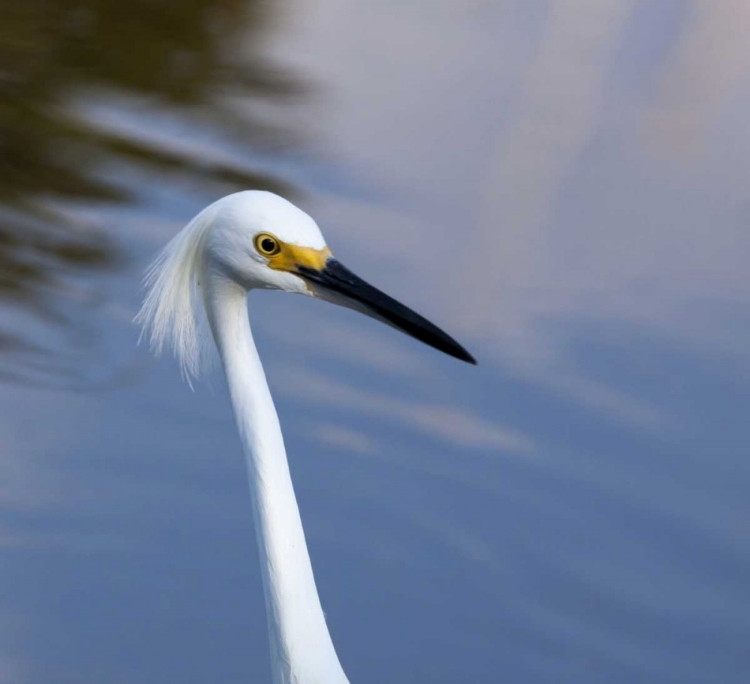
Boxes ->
[134,202,220,384]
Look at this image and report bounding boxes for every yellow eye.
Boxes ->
[255,233,281,257]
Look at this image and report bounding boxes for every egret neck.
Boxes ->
[203,273,349,684]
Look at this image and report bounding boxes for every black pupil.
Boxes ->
[261,238,276,253]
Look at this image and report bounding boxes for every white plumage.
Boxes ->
[137,191,474,683]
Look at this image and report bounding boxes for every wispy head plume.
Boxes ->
[134,204,220,385]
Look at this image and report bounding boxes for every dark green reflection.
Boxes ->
[0,1,301,379]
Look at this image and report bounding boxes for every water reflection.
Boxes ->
[1,3,749,683]
[0,0,299,376]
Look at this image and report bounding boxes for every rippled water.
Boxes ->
[1,2,749,683]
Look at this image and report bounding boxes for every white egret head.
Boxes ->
[202,191,328,295]
[137,191,475,380]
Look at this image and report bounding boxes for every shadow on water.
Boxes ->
[0,0,302,382]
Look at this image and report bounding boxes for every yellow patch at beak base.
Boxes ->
[266,242,332,276]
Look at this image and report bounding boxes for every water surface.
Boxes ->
[1,2,749,683]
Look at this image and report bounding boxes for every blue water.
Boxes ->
[1,2,749,682]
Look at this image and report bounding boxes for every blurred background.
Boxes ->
[1,1,748,682]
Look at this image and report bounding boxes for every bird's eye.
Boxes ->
[255,233,281,257]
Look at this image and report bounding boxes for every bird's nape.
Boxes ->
[297,258,477,365]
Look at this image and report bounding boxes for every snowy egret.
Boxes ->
[136,191,475,683]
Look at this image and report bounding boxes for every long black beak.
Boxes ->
[297,259,476,365]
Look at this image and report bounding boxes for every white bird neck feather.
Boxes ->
[203,272,349,684]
